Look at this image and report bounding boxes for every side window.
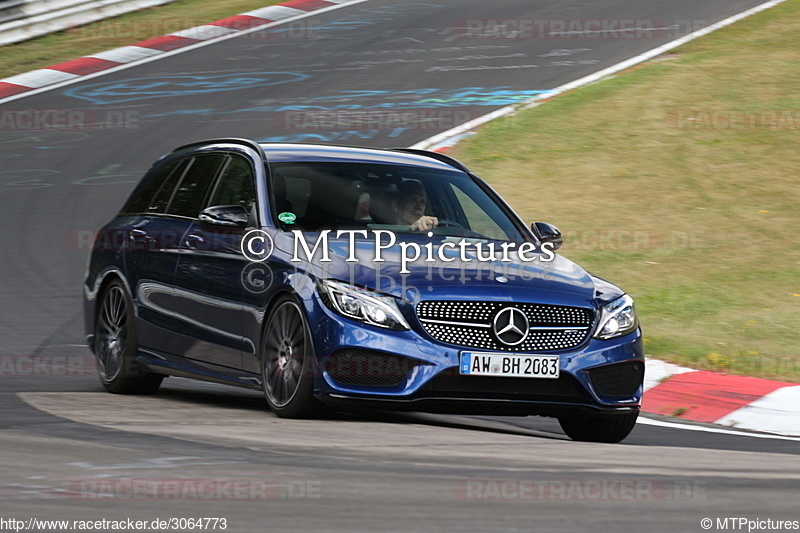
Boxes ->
[282,176,311,218]
[208,155,257,212]
[167,154,226,218]
[148,158,190,214]
[122,160,179,214]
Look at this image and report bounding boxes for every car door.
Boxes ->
[122,157,194,355]
[171,152,256,370]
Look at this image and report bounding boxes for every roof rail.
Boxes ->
[391,148,471,173]
[173,138,266,162]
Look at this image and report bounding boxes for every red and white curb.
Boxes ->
[401,0,799,438]
[2,0,796,439]
[644,359,800,437]
[0,0,364,102]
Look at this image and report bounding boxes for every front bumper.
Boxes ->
[309,305,644,416]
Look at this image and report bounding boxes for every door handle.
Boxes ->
[184,233,205,248]
[129,229,154,248]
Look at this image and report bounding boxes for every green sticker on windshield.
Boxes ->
[278,212,296,224]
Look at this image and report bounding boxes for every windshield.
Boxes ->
[269,162,527,243]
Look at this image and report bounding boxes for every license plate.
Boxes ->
[459,352,560,379]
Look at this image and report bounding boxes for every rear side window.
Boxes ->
[122,160,180,214]
[147,158,191,214]
[167,154,226,218]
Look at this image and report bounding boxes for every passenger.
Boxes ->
[395,180,438,231]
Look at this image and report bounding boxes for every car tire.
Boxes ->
[558,410,639,443]
[261,296,327,418]
[95,279,163,394]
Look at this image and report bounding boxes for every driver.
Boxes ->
[396,180,438,231]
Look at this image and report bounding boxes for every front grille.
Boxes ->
[417,301,593,352]
[589,361,644,397]
[420,368,587,400]
[325,349,421,388]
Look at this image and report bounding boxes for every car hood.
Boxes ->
[273,232,624,309]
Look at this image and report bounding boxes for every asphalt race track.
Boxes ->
[1,1,798,531]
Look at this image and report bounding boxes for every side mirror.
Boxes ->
[531,221,563,251]
[198,205,249,229]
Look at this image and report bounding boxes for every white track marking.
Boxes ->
[88,46,164,63]
[2,69,79,88]
[714,386,800,437]
[244,5,306,20]
[0,0,370,105]
[412,0,790,150]
[643,358,697,391]
[169,25,240,41]
[637,416,800,441]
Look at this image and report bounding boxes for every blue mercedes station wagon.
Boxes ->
[83,139,644,442]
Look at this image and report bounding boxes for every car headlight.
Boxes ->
[319,280,410,330]
[594,294,638,339]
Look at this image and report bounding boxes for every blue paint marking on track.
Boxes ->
[312,3,444,32]
[62,72,311,105]
[144,88,553,118]
[258,128,411,143]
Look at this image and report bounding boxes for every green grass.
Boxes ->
[0,0,284,77]
[452,0,800,381]
[2,0,798,381]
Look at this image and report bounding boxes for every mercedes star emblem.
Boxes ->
[493,307,529,346]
